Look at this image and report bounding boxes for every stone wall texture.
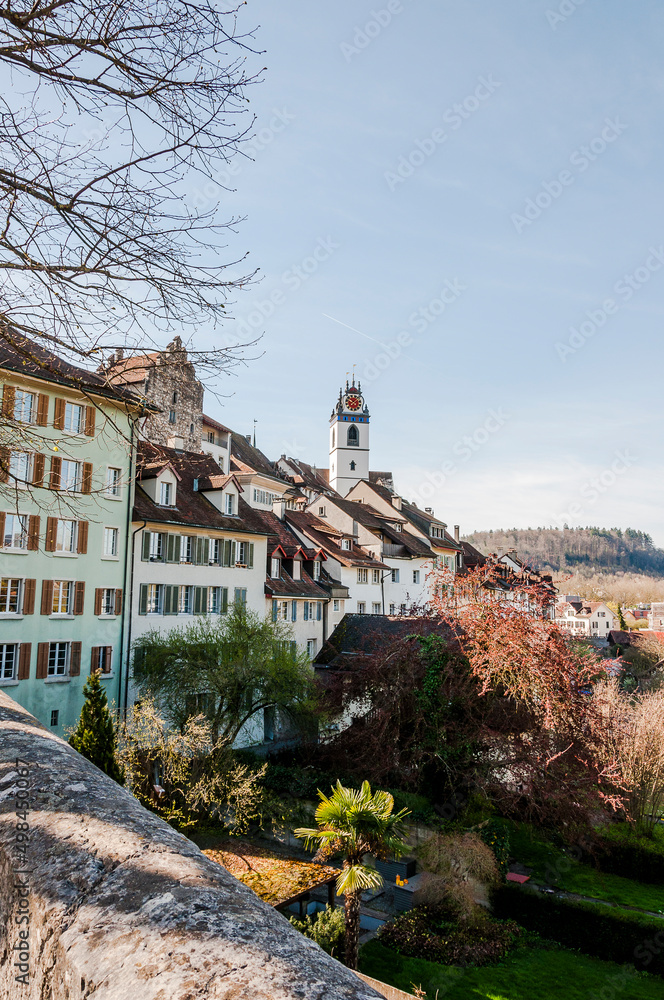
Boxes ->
[0,692,381,1000]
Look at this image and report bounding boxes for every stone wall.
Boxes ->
[0,692,381,1000]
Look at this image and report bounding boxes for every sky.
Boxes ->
[194,0,664,545]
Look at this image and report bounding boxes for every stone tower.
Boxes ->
[329,378,370,495]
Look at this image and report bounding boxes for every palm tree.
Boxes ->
[295,780,409,969]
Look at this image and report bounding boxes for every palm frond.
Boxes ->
[336,863,383,897]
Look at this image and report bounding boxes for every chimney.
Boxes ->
[272,496,287,520]
[454,525,460,542]
[167,435,185,451]
[425,507,433,514]
[245,434,251,443]
[391,495,402,511]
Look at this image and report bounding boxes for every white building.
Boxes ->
[328,379,370,495]
[553,596,615,639]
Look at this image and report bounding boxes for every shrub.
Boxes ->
[377,906,521,967]
[493,884,664,976]
[477,820,511,878]
[289,905,346,959]
[591,826,664,885]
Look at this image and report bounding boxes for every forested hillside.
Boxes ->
[464,527,664,576]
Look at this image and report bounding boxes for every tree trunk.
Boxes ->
[344,889,361,970]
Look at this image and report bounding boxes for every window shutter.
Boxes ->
[166,533,175,563]
[49,456,62,490]
[0,446,9,483]
[2,384,15,417]
[70,642,81,676]
[22,579,36,615]
[18,643,31,680]
[32,453,45,487]
[94,588,103,615]
[40,580,54,615]
[74,581,85,615]
[90,647,101,673]
[221,587,228,613]
[247,542,254,568]
[77,520,88,554]
[272,600,278,622]
[230,540,236,566]
[36,642,49,679]
[194,586,201,614]
[203,538,210,565]
[103,647,113,673]
[114,589,123,615]
[81,462,93,494]
[222,539,231,567]
[45,516,57,552]
[304,601,309,621]
[194,537,202,565]
[27,515,40,550]
[141,531,151,561]
[0,512,4,542]
[317,602,322,621]
[84,405,96,436]
[173,534,181,563]
[53,397,65,430]
[138,584,148,615]
[163,585,176,615]
[36,394,49,426]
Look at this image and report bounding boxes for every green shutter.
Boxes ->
[194,586,208,615]
[166,534,174,563]
[138,584,148,615]
[247,542,254,568]
[221,587,228,613]
[231,540,236,566]
[164,585,177,615]
[203,538,210,565]
[272,600,278,622]
[223,539,231,567]
[141,531,150,561]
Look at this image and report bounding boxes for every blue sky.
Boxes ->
[197,1,664,545]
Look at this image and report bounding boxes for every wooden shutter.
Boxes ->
[45,517,57,552]
[141,531,150,561]
[0,512,4,543]
[49,456,61,490]
[81,463,93,494]
[84,405,96,436]
[272,600,278,622]
[317,602,322,621]
[247,542,254,568]
[90,646,101,673]
[163,585,174,615]
[1,384,15,417]
[36,642,49,679]
[53,397,65,430]
[74,581,85,615]
[291,601,297,622]
[27,515,40,550]
[36,394,49,426]
[70,642,81,676]
[0,446,9,483]
[114,588,123,615]
[304,601,309,621]
[18,643,31,680]
[94,588,103,615]
[138,583,148,615]
[32,453,45,487]
[40,580,54,615]
[77,521,88,554]
[22,579,36,615]
[103,646,113,673]
[222,538,231,567]
[221,587,228,613]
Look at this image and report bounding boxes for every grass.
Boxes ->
[506,822,664,914]
[359,939,663,1000]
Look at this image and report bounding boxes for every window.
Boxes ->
[209,587,228,614]
[106,467,121,497]
[598,612,606,618]
[254,488,274,505]
[63,402,84,434]
[333,599,342,612]
[9,451,33,483]
[55,520,77,553]
[103,527,119,558]
[60,459,82,492]
[172,391,178,404]
[178,585,193,614]
[224,493,235,516]
[357,568,368,584]
[400,603,406,614]
[413,570,420,584]
[180,535,193,564]
[372,602,381,614]
[391,568,400,583]
[341,539,351,550]
[3,514,27,550]
[50,710,59,727]
[372,569,380,584]
[237,541,254,566]
[48,642,69,676]
[149,532,164,562]
[389,603,396,615]
[347,424,359,447]
[14,391,34,424]
[207,431,216,444]
[234,588,247,608]
[91,646,113,674]
[350,461,356,471]
[0,644,17,680]
[271,557,281,579]
[357,601,366,615]
[146,584,162,614]
[168,409,176,424]
[190,423,194,435]
[159,481,173,506]
[307,639,317,659]
[394,523,402,532]
[313,560,321,580]
[276,600,289,621]
[52,580,72,615]
[292,560,301,580]
[100,588,115,616]
[318,506,326,517]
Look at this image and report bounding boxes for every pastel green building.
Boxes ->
[0,338,146,736]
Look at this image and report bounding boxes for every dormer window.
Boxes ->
[394,523,402,532]
[160,482,173,506]
[293,560,302,580]
[313,560,321,580]
[224,493,235,516]
[341,539,351,550]
[318,506,326,517]
[271,558,281,579]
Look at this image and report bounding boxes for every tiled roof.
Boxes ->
[323,498,432,558]
[202,413,232,434]
[314,614,452,668]
[279,457,338,496]
[104,353,159,384]
[0,335,151,408]
[133,442,270,535]
[351,481,462,551]
[229,432,278,479]
[285,511,388,569]
[265,571,329,600]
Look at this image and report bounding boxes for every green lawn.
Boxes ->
[360,940,662,1000]
[507,823,664,914]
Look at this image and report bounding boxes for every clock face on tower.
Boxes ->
[346,394,361,411]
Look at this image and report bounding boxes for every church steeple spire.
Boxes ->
[329,377,370,495]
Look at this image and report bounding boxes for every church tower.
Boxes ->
[329,378,370,495]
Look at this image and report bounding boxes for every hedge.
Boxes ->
[493,884,664,976]
[591,833,664,886]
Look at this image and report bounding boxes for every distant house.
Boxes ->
[554,596,615,639]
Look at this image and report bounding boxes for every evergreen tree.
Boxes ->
[69,671,124,783]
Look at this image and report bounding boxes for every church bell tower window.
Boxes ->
[347,424,359,447]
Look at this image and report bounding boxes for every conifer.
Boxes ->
[69,671,124,783]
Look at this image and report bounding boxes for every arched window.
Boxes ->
[347,424,359,447]
[172,391,178,404]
